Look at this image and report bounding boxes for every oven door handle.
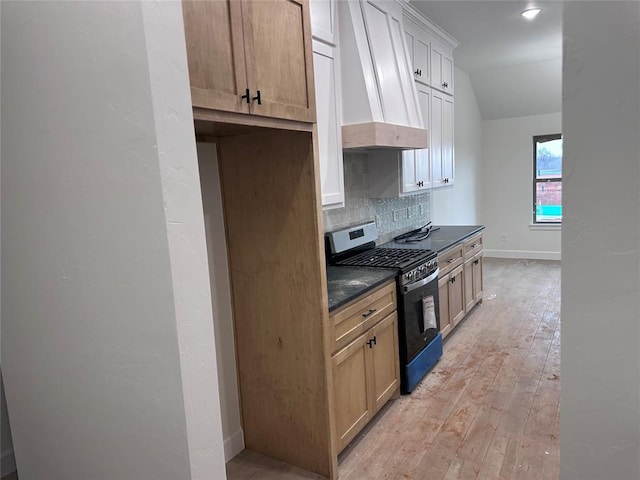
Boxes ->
[401,268,439,295]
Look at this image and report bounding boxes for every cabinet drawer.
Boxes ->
[438,244,463,277]
[330,281,396,354]
[463,233,483,260]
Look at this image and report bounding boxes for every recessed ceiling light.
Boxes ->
[521,8,542,20]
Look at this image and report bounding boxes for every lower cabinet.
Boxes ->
[331,283,400,454]
[464,252,483,312]
[438,232,483,339]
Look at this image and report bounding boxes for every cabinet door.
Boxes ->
[332,334,372,453]
[472,255,484,303]
[370,312,400,412]
[415,85,431,188]
[449,265,465,327]
[464,259,474,312]
[438,274,451,338]
[313,42,345,208]
[431,89,444,187]
[361,0,421,127]
[442,95,454,185]
[404,26,429,86]
[182,0,249,114]
[441,53,454,94]
[431,43,443,92]
[431,89,454,188]
[241,0,316,122]
[431,42,454,94]
[400,85,431,194]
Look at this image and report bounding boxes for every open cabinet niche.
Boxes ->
[197,129,338,479]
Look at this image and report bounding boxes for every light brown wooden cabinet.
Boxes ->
[438,232,483,339]
[464,252,483,311]
[330,282,400,454]
[183,0,316,125]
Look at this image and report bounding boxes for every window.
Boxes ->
[533,134,562,223]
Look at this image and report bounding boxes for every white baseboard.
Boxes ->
[484,249,561,261]
[1,448,16,477]
[224,429,244,462]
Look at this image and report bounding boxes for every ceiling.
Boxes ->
[410,1,563,120]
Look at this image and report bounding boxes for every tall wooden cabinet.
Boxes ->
[185,2,341,478]
[183,0,316,124]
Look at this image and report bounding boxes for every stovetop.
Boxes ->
[335,247,435,270]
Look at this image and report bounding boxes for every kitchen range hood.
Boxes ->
[338,0,427,150]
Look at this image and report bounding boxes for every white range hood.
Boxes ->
[338,0,427,150]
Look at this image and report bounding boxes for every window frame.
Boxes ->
[533,133,563,224]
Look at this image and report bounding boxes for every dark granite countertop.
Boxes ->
[327,266,397,312]
[381,225,485,253]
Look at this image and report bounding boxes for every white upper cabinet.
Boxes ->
[311,0,345,208]
[313,41,345,208]
[310,0,336,45]
[403,4,458,96]
[431,40,454,95]
[403,18,430,87]
[430,88,454,187]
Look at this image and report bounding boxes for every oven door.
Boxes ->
[398,268,441,363]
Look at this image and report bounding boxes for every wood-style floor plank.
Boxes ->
[226,258,561,480]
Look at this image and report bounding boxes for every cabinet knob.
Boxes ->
[241,88,251,104]
[252,90,262,105]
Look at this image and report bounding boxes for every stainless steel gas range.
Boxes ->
[326,222,443,393]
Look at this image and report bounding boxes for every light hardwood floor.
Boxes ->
[1,258,559,480]
[226,258,561,480]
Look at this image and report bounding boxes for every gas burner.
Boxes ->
[336,247,434,270]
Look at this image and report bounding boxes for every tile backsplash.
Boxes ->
[322,153,431,244]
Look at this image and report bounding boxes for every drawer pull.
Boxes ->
[362,308,377,318]
[448,258,456,263]
[471,243,479,248]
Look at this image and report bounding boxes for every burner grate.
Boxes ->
[336,248,433,269]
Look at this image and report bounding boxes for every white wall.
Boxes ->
[481,112,562,259]
[1,2,225,479]
[561,2,640,479]
[431,66,482,225]
[197,144,244,461]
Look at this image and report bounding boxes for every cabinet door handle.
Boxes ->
[241,88,251,104]
[443,82,448,88]
[367,336,377,348]
[450,277,456,284]
[362,308,377,318]
[252,90,262,105]
[474,259,479,265]
[415,69,421,77]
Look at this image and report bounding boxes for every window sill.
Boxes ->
[529,223,561,231]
